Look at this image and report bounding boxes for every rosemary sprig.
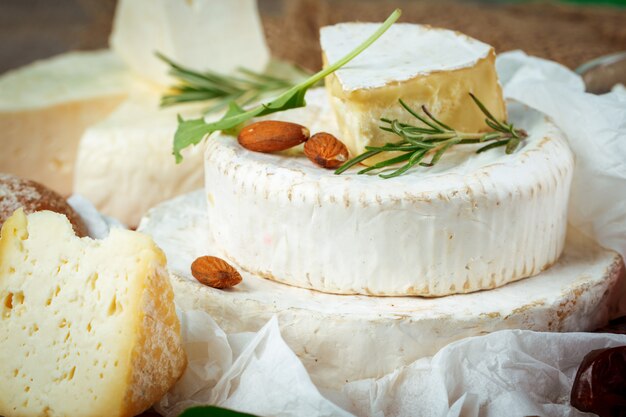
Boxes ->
[158,53,301,114]
[172,8,402,163]
[335,93,528,178]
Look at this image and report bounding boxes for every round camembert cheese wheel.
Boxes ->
[203,89,573,296]
[138,191,626,389]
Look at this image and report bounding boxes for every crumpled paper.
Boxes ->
[68,194,126,239]
[149,52,626,417]
[158,311,626,417]
[156,312,353,417]
[340,330,626,417]
[497,51,626,260]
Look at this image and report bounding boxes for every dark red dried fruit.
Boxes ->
[571,346,626,417]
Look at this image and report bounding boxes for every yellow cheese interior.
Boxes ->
[0,210,185,417]
[324,51,506,165]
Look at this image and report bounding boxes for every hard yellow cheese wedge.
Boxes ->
[0,209,186,417]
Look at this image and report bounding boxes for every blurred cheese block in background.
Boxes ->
[110,0,270,86]
[0,209,186,417]
[74,87,207,226]
[0,51,133,195]
[321,23,506,165]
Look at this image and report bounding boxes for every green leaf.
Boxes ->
[358,153,413,174]
[398,99,441,132]
[173,117,214,163]
[178,405,259,417]
[379,149,427,179]
[421,105,453,131]
[505,137,520,154]
[430,138,461,166]
[334,149,382,174]
[469,92,501,125]
[476,139,509,153]
[172,8,402,162]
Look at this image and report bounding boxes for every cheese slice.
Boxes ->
[320,23,506,165]
[138,190,626,389]
[110,0,270,86]
[0,209,186,417]
[202,89,573,296]
[73,87,207,226]
[0,50,133,195]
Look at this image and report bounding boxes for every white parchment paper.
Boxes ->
[497,51,626,260]
[68,194,126,239]
[152,53,626,416]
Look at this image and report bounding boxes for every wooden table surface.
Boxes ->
[1,0,625,75]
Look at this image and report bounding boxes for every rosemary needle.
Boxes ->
[335,94,528,178]
[157,53,298,114]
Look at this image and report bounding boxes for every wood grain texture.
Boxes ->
[261,0,626,71]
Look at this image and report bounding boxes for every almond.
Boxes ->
[304,132,349,169]
[238,120,310,153]
[191,256,242,289]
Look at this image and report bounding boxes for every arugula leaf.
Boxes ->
[173,8,402,163]
[178,405,259,417]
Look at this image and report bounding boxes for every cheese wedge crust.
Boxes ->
[0,210,186,417]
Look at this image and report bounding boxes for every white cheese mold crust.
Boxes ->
[138,191,626,389]
[320,23,492,91]
[203,89,574,296]
[73,86,207,227]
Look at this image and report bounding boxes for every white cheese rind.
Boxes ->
[138,191,626,389]
[202,89,573,296]
[320,23,492,91]
[110,0,270,86]
[73,87,207,226]
[0,51,132,195]
[0,210,186,417]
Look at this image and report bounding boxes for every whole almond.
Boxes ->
[238,120,310,153]
[191,256,242,289]
[304,133,349,169]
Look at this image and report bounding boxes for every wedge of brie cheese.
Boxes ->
[73,87,207,226]
[0,209,186,417]
[139,191,626,389]
[202,89,573,296]
[320,23,506,164]
[0,51,133,195]
[110,0,270,86]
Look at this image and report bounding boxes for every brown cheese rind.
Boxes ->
[0,172,88,237]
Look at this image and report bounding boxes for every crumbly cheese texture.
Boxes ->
[202,89,573,296]
[138,191,626,388]
[0,50,133,195]
[320,23,506,165]
[73,86,207,226]
[110,0,270,86]
[0,210,186,417]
